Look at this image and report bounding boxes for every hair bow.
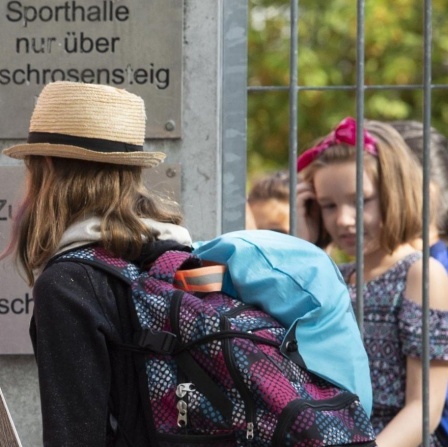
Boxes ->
[297,117,378,172]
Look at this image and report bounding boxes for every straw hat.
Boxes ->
[3,81,166,168]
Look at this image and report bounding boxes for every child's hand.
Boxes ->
[295,180,321,244]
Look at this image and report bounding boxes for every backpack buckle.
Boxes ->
[136,329,178,354]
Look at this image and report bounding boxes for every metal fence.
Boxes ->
[220,1,448,445]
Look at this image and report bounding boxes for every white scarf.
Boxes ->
[54,216,192,257]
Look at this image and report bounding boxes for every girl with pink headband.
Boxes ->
[296,117,448,447]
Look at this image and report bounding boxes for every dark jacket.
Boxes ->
[30,258,149,446]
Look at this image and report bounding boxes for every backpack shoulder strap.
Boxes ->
[51,245,139,284]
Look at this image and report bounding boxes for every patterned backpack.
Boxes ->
[58,245,376,447]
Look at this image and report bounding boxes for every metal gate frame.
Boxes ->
[221,1,448,444]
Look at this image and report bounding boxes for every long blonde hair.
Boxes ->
[2,156,183,285]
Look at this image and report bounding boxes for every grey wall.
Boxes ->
[0,1,244,444]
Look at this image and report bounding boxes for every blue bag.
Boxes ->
[193,230,372,416]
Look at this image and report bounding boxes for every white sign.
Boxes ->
[0,0,183,138]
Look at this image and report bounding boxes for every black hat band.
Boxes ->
[27,132,143,153]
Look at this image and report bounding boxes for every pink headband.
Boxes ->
[297,117,378,172]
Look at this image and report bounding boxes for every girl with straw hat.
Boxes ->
[1,81,193,446]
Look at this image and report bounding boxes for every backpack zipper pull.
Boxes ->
[176,382,195,398]
[176,399,188,427]
[175,383,195,427]
[247,421,254,440]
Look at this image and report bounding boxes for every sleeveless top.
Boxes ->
[339,253,448,446]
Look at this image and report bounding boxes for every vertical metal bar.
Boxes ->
[246,0,438,443]
[289,0,299,236]
[355,0,366,332]
[422,0,432,444]
[221,0,248,233]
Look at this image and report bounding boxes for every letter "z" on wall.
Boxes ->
[0,200,7,220]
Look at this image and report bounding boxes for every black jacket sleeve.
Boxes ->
[31,261,125,447]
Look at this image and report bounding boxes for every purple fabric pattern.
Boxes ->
[339,252,448,446]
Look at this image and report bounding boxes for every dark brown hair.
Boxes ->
[248,170,289,204]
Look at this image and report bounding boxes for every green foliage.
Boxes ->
[247,0,448,181]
